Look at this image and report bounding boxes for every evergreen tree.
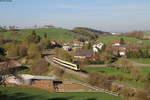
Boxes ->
[0,47,6,61]
[120,38,125,44]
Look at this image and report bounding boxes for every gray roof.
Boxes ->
[76,49,94,57]
[32,76,56,80]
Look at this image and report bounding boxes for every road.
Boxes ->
[86,62,150,68]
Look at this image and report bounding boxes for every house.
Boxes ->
[72,40,83,51]
[62,44,72,51]
[0,60,21,70]
[112,45,127,56]
[63,40,83,51]
[113,40,120,46]
[49,41,62,48]
[92,43,104,53]
[90,56,100,61]
[74,49,94,59]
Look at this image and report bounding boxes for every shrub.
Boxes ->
[53,67,65,78]
[31,59,49,75]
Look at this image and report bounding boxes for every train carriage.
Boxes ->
[52,57,79,71]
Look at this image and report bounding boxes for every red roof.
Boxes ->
[91,56,99,60]
[0,60,21,69]
[114,40,120,44]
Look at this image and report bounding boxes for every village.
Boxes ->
[0,0,150,99]
[0,28,150,100]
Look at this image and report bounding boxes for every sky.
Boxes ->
[0,0,150,32]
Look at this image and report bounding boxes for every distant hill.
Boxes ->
[0,28,75,42]
[72,27,110,41]
[0,27,111,42]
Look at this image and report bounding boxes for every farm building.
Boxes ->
[0,60,22,71]
[5,74,56,86]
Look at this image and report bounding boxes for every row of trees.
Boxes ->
[126,49,149,58]
[123,31,144,40]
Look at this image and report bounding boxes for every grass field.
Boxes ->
[130,58,150,64]
[97,35,150,44]
[0,28,75,41]
[0,86,124,100]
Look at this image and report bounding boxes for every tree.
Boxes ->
[88,72,101,86]
[135,90,150,100]
[53,67,65,78]
[24,30,41,44]
[55,49,73,62]
[119,58,134,73]
[0,59,19,86]
[0,47,6,61]
[120,38,125,45]
[18,45,27,57]
[4,43,19,58]
[130,67,141,81]
[87,72,110,89]
[99,52,113,64]
[143,49,149,58]
[39,34,49,50]
[31,59,49,75]
[27,43,41,59]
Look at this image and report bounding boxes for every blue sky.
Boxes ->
[0,0,150,32]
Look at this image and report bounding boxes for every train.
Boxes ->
[52,57,80,71]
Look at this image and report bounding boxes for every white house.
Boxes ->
[63,44,72,51]
[92,43,104,53]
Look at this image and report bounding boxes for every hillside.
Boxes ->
[0,28,75,41]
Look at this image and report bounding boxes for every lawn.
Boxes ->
[83,66,150,77]
[118,81,145,88]
[0,86,124,100]
[83,66,150,88]
[141,67,150,76]
[0,28,75,41]
[97,35,150,44]
[130,58,150,64]
[83,67,132,79]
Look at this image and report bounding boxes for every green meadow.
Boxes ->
[0,86,124,100]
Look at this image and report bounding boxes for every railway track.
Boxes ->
[45,56,119,96]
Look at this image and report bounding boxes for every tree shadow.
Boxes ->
[86,98,97,100]
[80,70,88,73]
[47,97,69,100]
[0,92,39,100]
[47,96,73,100]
